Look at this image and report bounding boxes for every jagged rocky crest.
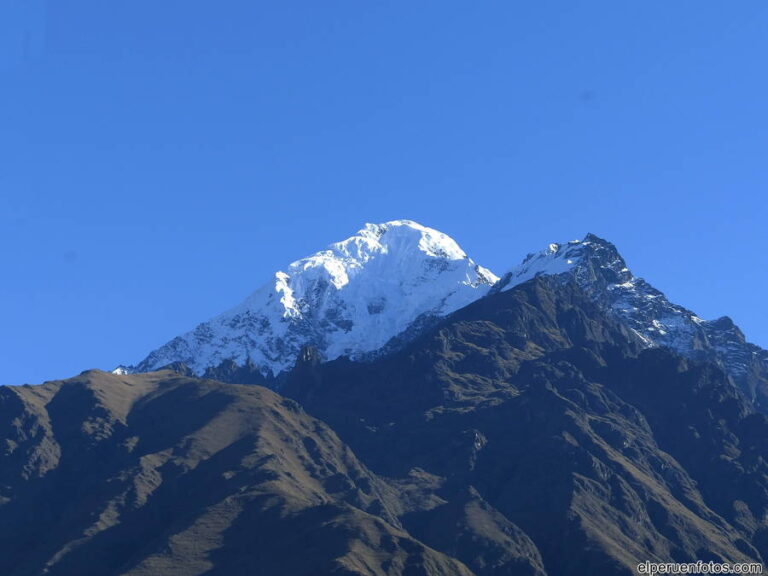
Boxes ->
[496,234,768,409]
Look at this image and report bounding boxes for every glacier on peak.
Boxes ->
[134,220,498,377]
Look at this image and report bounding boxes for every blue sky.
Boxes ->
[2,2,767,384]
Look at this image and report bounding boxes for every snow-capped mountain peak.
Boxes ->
[134,220,498,377]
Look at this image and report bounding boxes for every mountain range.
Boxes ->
[3,220,767,576]
[127,220,768,412]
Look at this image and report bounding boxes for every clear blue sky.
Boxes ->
[2,2,767,385]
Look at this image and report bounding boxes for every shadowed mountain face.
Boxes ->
[282,278,768,576]
[2,277,767,576]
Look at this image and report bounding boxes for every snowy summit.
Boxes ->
[135,220,498,376]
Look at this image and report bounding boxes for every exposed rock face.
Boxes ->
[497,234,768,410]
